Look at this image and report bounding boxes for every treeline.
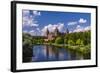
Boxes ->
[64,30,91,46]
[23,30,91,46]
[23,33,44,46]
[22,30,91,57]
[49,30,91,46]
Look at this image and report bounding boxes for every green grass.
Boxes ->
[67,44,91,54]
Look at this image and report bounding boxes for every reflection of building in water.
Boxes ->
[67,50,84,60]
[44,27,69,42]
[44,46,84,61]
[44,45,57,60]
[76,53,84,60]
[59,52,65,60]
[44,45,65,60]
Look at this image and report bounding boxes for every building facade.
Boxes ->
[44,27,69,42]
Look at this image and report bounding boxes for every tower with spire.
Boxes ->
[45,28,49,37]
[54,27,59,36]
[44,27,69,42]
[65,28,69,34]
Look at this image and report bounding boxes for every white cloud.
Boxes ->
[22,10,42,36]
[23,16,39,27]
[84,26,91,31]
[23,10,30,16]
[79,18,87,24]
[69,31,73,33]
[36,28,40,31]
[23,27,42,36]
[67,18,87,26]
[41,24,55,36]
[33,11,41,16]
[73,25,90,32]
[28,28,41,36]
[57,23,64,32]
[29,30,36,36]
[73,25,84,32]
[67,21,77,25]
[76,25,81,28]
[23,30,28,33]
[74,28,83,32]
[41,23,64,36]
[22,10,40,27]
[31,23,39,27]
[46,24,57,32]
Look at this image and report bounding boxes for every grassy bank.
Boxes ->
[67,44,91,54]
[42,43,90,54]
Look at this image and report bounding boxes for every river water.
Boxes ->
[23,45,90,63]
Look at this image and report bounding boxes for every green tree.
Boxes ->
[55,37,64,44]
[68,40,75,45]
[65,34,69,44]
[82,31,91,45]
[76,39,83,46]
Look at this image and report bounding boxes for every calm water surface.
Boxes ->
[23,45,90,63]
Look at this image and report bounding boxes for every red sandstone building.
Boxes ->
[44,27,69,42]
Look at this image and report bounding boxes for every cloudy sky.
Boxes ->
[22,10,91,36]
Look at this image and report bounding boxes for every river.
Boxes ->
[23,45,90,63]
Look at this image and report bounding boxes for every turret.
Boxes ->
[45,28,49,36]
[66,28,69,34]
[54,27,59,36]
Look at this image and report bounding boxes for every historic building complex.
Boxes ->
[44,27,69,42]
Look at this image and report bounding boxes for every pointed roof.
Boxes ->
[66,28,69,33]
[54,27,59,33]
[46,28,49,35]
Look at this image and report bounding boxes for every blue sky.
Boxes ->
[22,10,91,36]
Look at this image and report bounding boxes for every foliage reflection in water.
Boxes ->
[23,45,90,63]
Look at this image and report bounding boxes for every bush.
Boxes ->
[55,37,64,44]
[68,40,75,45]
[76,39,83,46]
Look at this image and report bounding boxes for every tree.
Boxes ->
[65,34,69,44]
[55,37,64,44]
[82,31,91,45]
[68,40,75,45]
[76,39,83,46]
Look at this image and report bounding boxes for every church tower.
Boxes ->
[54,27,59,36]
[45,28,49,37]
[65,28,69,34]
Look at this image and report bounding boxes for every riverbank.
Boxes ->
[42,43,90,54]
[23,42,90,55]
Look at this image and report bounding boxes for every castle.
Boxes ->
[44,27,69,42]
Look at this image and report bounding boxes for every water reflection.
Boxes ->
[23,45,90,63]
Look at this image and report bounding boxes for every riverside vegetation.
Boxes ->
[23,30,91,62]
